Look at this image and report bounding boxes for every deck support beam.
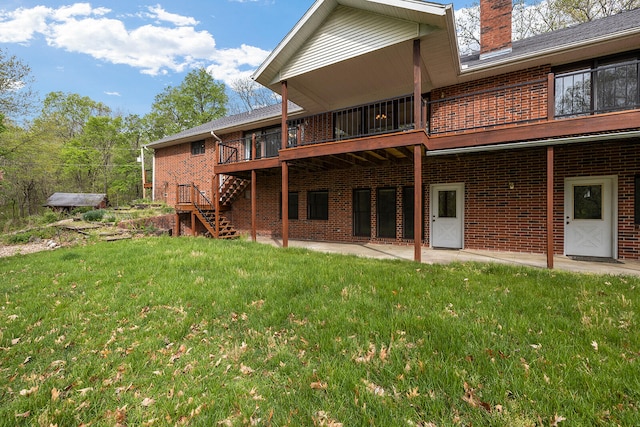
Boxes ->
[413,39,423,262]
[281,81,289,248]
[214,174,220,238]
[174,213,180,237]
[546,146,554,269]
[251,169,257,242]
[414,146,423,262]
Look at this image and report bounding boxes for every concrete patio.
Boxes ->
[256,237,640,277]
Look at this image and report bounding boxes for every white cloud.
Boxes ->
[0,6,52,43]
[105,91,121,96]
[146,5,197,26]
[0,3,270,85]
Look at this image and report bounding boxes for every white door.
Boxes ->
[564,176,616,258]
[431,183,464,249]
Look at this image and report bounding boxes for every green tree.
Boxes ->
[37,92,111,140]
[61,116,128,195]
[0,48,36,121]
[146,68,227,140]
[0,124,60,219]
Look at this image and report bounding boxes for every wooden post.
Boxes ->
[414,145,422,262]
[213,138,220,238]
[252,133,257,160]
[281,81,288,150]
[547,146,554,269]
[214,173,220,238]
[174,213,180,237]
[282,161,289,248]
[413,39,422,129]
[251,170,257,242]
[413,39,423,262]
[281,80,289,248]
[547,72,555,120]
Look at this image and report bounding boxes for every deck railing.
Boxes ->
[216,71,639,164]
[555,58,640,118]
[427,78,549,135]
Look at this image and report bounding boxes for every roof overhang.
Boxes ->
[253,0,461,114]
[459,21,640,81]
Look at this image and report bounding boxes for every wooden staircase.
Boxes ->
[220,176,249,207]
[176,178,248,239]
[193,209,237,239]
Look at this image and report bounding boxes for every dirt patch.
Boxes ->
[0,241,57,258]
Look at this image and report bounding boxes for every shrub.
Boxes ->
[6,233,31,244]
[83,210,106,222]
[41,210,61,224]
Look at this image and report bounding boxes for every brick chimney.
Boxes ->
[480,0,512,59]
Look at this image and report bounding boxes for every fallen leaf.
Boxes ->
[406,387,420,399]
[591,341,598,351]
[310,381,328,390]
[551,414,567,426]
[240,363,254,375]
[77,387,93,396]
[362,379,385,396]
[141,397,155,407]
[14,411,30,418]
[51,388,60,401]
[11,337,20,345]
[19,386,38,397]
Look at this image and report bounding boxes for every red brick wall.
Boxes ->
[429,66,550,134]
[555,140,640,259]
[227,139,640,259]
[153,137,217,205]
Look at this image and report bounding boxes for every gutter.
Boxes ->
[426,130,640,156]
[460,28,640,76]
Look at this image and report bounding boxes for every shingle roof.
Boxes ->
[462,7,640,67]
[148,7,640,149]
[146,101,303,148]
[46,193,107,208]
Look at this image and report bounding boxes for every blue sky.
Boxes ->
[0,1,471,119]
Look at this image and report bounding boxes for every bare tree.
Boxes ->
[455,0,640,54]
[0,49,36,122]
[230,77,279,113]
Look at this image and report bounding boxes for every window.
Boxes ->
[438,190,458,218]
[308,190,328,220]
[243,126,282,159]
[573,185,602,220]
[279,192,299,220]
[555,53,640,118]
[191,140,205,155]
[377,188,396,238]
[353,189,371,237]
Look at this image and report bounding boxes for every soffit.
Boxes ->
[253,0,460,114]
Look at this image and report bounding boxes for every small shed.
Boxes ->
[46,193,108,212]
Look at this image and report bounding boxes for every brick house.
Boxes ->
[147,0,640,267]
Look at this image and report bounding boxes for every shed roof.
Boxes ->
[46,193,107,208]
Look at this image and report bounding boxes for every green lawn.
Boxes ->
[0,237,638,426]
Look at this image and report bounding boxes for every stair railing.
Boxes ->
[191,183,219,237]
